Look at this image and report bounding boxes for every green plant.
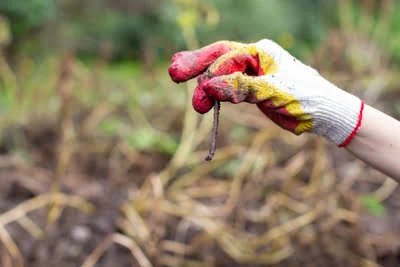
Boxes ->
[361,195,386,216]
[0,0,56,36]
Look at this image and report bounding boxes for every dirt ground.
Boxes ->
[0,109,399,267]
[0,123,166,266]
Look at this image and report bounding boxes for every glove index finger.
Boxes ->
[204,45,279,80]
[168,41,242,83]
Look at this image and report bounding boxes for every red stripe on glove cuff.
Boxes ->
[339,101,365,148]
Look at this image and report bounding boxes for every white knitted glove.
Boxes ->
[169,39,364,147]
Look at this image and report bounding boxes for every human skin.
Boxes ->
[345,104,400,181]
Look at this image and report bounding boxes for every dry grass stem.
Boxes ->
[0,193,93,226]
[16,216,44,239]
[373,177,398,201]
[82,234,152,267]
[0,191,94,265]
[0,225,24,267]
[48,54,76,226]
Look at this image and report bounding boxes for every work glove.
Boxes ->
[168,39,364,147]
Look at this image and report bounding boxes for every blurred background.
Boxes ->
[0,0,399,266]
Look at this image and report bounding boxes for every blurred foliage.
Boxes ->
[0,0,399,156]
[0,0,56,37]
[2,0,400,64]
[0,0,338,60]
[0,0,399,153]
[361,195,386,216]
[0,16,11,47]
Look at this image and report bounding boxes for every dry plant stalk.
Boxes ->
[0,225,23,267]
[118,130,386,265]
[82,234,152,267]
[0,193,94,267]
[47,53,75,226]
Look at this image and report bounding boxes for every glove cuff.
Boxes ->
[311,90,364,147]
[338,101,364,147]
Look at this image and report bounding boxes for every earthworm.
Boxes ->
[205,101,220,161]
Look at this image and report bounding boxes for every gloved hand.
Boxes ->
[168,39,364,147]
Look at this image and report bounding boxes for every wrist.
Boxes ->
[345,104,400,180]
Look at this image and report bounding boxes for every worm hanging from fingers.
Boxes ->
[205,101,220,161]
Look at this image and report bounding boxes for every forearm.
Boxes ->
[345,104,400,181]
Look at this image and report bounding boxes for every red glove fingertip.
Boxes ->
[168,53,192,83]
[169,43,234,83]
[192,83,214,114]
